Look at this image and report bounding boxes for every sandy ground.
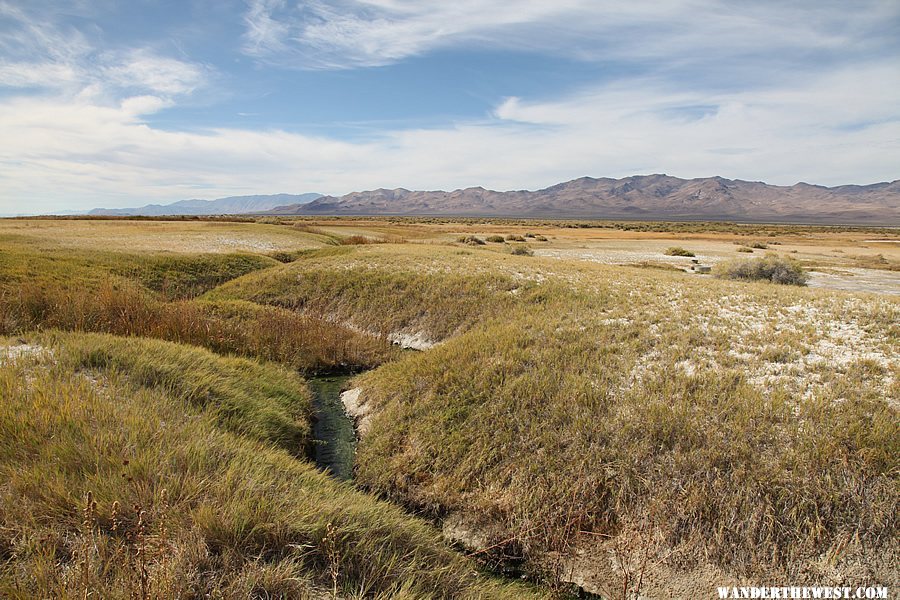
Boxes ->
[807,268,900,295]
[533,245,899,295]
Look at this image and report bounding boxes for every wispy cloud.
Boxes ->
[240,0,899,74]
[0,2,208,101]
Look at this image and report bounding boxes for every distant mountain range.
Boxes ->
[265,175,900,225]
[89,193,322,216]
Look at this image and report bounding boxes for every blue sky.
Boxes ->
[1,0,899,213]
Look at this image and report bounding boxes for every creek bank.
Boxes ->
[340,387,606,596]
[339,387,374,437]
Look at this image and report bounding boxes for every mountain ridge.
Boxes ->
[265,175,900,225]
[89,193,322,216]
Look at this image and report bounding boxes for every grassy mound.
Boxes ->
[0,332,542,599]
[207,245,552,342]
[352,307,898,585]
[0,241,278,300]
[112,253,280,299]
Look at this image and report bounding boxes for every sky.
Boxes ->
[1,1,899,214]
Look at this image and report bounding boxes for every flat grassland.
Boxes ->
[1,217,897,598]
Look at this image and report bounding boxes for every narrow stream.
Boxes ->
[308,374,357,480]
[307,373,584,597]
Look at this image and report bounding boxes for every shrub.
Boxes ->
[855,253,900,271]
[510,245,533,256]
[534,235,548,241]
[737,246,754,253]
[456,235,486,246]
[715,253,809,285]
[664,246,695,257]
[525,233,536,238]
[485,235,506,243]
[749,241,768,249]
[342,235,375,245]
[267,251,297,263]
[505,234,526,242]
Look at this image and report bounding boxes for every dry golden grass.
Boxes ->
[0,218,327,254]
[210,241,897,590]
[2,217,897,596]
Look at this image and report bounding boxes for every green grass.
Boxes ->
[112,252,280,299]
[0,332,544,599]
[47,331,314,451]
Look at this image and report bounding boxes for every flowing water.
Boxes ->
[308,375,357,480]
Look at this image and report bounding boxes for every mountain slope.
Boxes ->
[90,192,322,216]
[267,175,900,224]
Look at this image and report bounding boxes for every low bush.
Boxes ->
[737,246,754,253]
[505,234,526,242]
[486,235,506,243]
[341,235,376,245]
[456,235,486,246]
[510,245,533,256]
[715,253,809,285]
[855,253,900,272]
[664,246,695,257]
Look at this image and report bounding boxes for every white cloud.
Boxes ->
[0,3,208,99]
[0,0,898,214]
[101,50,207,96]
[2,59,898,214]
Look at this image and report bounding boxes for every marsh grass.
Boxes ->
[854,253,900,272]
[0,242,276,300]
[0,280,394,373]
[0,241,395,372]
[0,332,542,599]
[2,220,897,594]
[112,253,280,299]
